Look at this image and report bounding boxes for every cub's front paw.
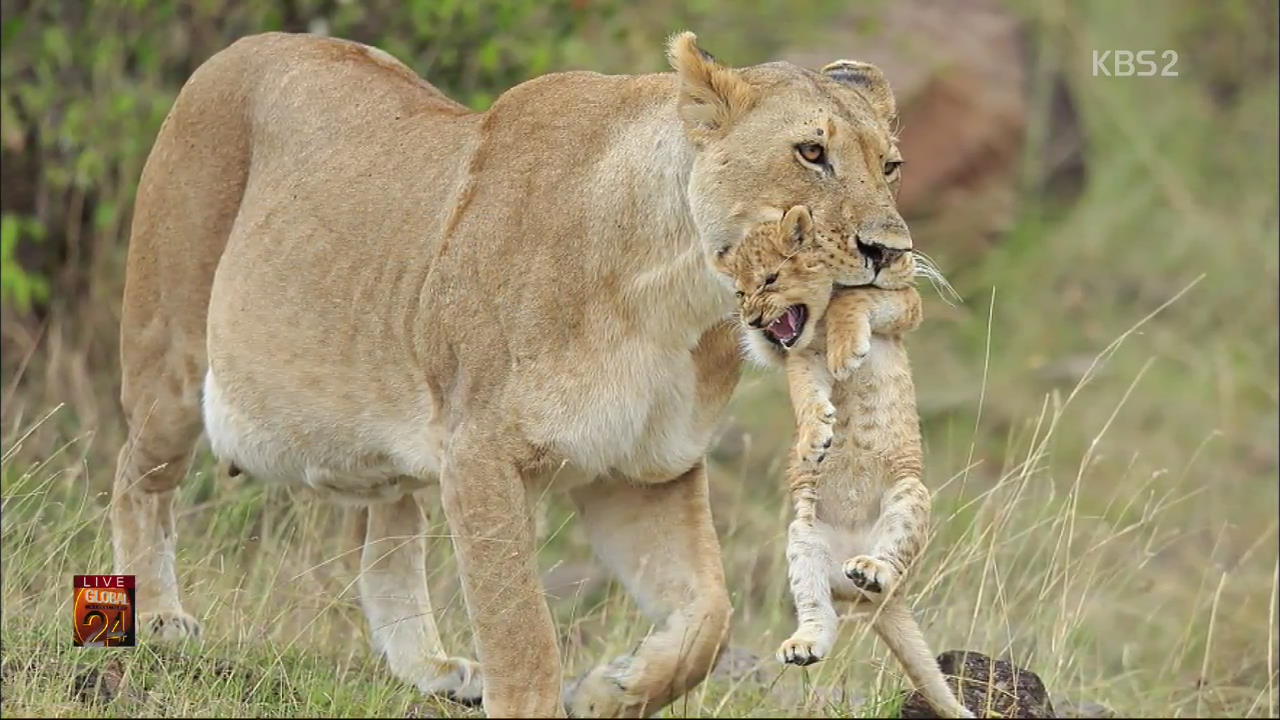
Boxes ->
[843,555,899,597]
[828,329,872,381]
[795,401,836,468]
[777,630,831,667]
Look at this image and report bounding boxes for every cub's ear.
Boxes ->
[821,60,896,122]
[776,205,814,253]
[668,31,756,135]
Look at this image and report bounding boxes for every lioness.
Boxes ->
[111,30,915,717]
[715,207,972,718]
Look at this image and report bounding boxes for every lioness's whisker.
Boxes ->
[912,250,963,307]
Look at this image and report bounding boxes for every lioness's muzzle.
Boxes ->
[856,236,907,270]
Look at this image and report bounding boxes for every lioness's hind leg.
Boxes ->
[359,493,482,704]
[111,371,205,641]
[112,38,252,642]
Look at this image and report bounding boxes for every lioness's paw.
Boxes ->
[843,555,898,597]
[796,401,837,468]
[141,610,202,642]
[828,329,872,381]
[564,654,646,718]
[777,631,831,666]
[416,657,483,706]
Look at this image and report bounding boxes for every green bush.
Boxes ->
[0,0,614,316]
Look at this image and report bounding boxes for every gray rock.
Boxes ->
[899,650,1055,718]
[711,645,767,684]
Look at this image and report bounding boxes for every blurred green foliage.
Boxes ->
[0,213,48,311]
[0,0,620,314]
[0,0,847,318]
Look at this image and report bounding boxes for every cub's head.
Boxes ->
[713,206,833,352]
[669,31,911,289]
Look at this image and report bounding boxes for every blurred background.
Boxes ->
[1,1,1276,717]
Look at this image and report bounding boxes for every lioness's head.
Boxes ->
[668,32,910,289]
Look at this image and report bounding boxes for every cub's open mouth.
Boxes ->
[764,305,808,348]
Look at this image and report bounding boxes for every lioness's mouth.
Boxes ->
[764,305,808,348]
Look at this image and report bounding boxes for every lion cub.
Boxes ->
[715,206,973,719]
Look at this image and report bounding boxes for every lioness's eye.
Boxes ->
[735,290,744,299]
[884,160,903,176]
[796,143,826,165]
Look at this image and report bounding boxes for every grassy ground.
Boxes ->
[2,1,1277,717]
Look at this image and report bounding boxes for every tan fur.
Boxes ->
[716,212,972,718]
[111,30,910,717]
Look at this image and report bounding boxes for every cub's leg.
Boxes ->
[785,349,836,468]
[776,457,837,666]
[843,475,931,599]
[567,464,731,718]
[359,493,482,703]
[440,430,562,718]
[824,287,923,380]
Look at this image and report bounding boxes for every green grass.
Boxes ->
[2,0,1277,717]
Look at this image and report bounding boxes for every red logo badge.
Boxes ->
[73,575,135,647]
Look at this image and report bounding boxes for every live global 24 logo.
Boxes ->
[73,575,135,647]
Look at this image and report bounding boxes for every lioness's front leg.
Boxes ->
[566,464,731,718]
[359,493,482,703]
[825,287,923,380]
[441,431,563,717]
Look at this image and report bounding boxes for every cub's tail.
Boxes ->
[871,599,974,719]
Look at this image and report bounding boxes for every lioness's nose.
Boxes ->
[855,236,907,270]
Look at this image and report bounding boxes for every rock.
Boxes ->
[711,645,767,684]
[541,560,606,602]
[71,658,134,705]
[899,650,1055,718]
[783,0,1084,269]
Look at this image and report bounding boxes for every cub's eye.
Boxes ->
[884,160,903,176]
[764,273,779,286]
[796,143,826,165]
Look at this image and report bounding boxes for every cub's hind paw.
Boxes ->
[843,555,898,597]
[777,632,830,666]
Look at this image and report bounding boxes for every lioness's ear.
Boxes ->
[822,60,896,122]
[668,31,756,134]
[777,206,813,253]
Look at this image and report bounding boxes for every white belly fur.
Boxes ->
[202,370,437,504]
[526,340,719,486]
[202,341,720,502]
